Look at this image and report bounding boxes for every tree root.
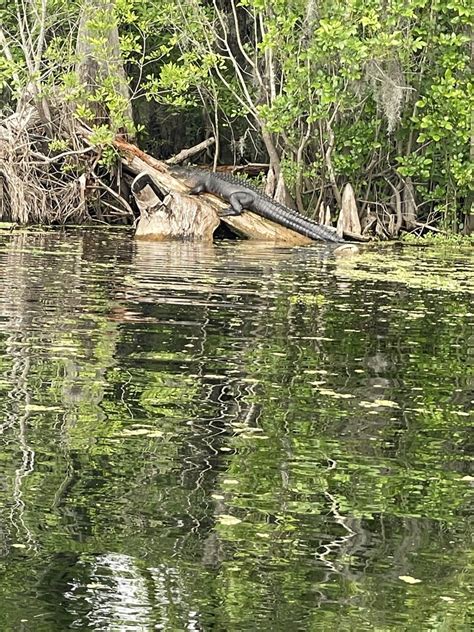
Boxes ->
[0,102,133,225]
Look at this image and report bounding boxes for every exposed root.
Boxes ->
[0,101,132,225]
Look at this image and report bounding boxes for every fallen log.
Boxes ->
[132,173,219,241]
[115,137,313,244]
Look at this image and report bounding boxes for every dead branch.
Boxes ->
[91,174,135,217]
[165,137,216,165]
[414,221,446,234]
[216,163,269,176]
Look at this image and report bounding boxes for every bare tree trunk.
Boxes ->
[402,176,417,228]
[324,120,342,209]
[75,0,133,129]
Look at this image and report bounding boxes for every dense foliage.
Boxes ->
[0,0,472,232]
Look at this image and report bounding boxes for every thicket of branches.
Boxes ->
[0,0,472,235]
[0,0,136,223]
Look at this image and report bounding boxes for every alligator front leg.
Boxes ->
[222,192,254,216]
[220,206,242,217]
[189,183,206,195]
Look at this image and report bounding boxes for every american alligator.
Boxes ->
[178,168,343,243]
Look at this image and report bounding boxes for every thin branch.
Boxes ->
[91,174,135,216]
[165,137,216,165]
[30,146,95,164]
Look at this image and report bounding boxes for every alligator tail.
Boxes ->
[264,207,342,242]
[268,201,342,242]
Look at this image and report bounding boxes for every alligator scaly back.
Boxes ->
[176,167,342,242]
[210,171,269,197]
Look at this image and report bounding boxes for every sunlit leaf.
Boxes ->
[398,575,422,584]
[86,583,109,590]
[120,428,155,436]
[217,515,242,526]
[374,399,400,408]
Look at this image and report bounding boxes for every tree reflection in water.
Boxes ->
[0,230,472,630]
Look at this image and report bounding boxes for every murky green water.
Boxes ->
[0,229,472,631]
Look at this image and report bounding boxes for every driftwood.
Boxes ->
[115,137,313,244]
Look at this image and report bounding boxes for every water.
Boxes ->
[0,228,472,631]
